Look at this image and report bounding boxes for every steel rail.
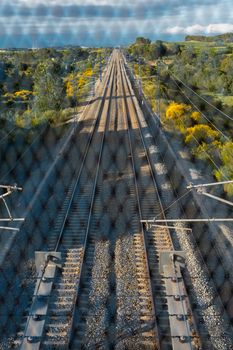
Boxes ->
[120,55,195,349]
[124,54,231,349]
[121,58,172,239]
[20,57,116,349]
[118,54,160,349]
[68,60,117,346]
[54,61,116,252]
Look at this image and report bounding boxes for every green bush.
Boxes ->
[15,115,25,128]
[43,110,58,125]
[215,141,233,196]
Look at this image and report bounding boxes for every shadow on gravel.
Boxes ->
[0,123,232,347]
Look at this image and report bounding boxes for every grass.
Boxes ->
[218,95,233,107]
[199,90,233,107]
[166,41,232,54]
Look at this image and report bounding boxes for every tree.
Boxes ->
[33,60,64,112]
[180,46,196,63]
[168,43,181,56]
[215,142,233,196]
[184,124,221,162]
[220,56,233,94]
[190,140,221,161]
[135,37,151,45]
[149,41,166,59]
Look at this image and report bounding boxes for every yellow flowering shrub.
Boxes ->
[14,90,32,100]
[185,124,220,144]
[165,102,192,133]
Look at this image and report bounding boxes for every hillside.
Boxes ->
[185,33,233,43]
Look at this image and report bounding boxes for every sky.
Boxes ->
[0,0,233,48]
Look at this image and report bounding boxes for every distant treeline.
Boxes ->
[185,33,233,43]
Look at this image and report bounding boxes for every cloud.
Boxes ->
[10,0,220,5]
[0,0,232,47]
[207,23,233,33]
[165,25,204,35]
[0,0,228,19]
[165,23,233,35]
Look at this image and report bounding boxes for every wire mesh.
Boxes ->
[0,2,232,350]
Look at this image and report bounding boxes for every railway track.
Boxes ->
[16,55,116,348]
[16,50,200,349]
[119,57,200,349]
[42,60,116,348]
[125,55,233,348]
[9,52,112,349]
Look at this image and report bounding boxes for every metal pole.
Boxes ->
[92,60,95,97]
[187,180,233,189]
[0,185,22,191]
[0,184,24,221]
[0,218,25,222]
[93,75,95,97]
[138,63,141,95]
[0,226,20,231]
[2,197,12,219]
[75,66,79,128]
[141,218,233,223]
[150,224,192,232]
[100,56,102,82]
[200,191,233,207]
[73,72,77,130]
[157,60,160,125]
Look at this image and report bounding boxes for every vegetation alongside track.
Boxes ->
[0,47,110,129]
[125,36,233,195]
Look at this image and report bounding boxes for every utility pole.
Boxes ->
[92,59,95,97]
[157,60,161,126]
[72,69,78,130]
[187,180,233,207]
[92,74,95,97]
[138,63,142,100]
[75,79,78,129]
[0,184,24,231]
[142,218,233,224]
[99,55,102,82]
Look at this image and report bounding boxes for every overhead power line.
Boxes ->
[160,83,230,181]
[170,72,233,123]
[169,74,230,141]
